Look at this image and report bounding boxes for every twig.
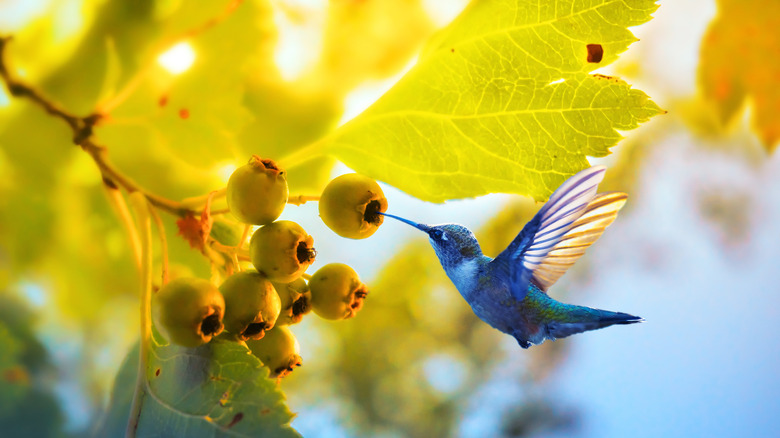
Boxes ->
[287,195,320,206]
[0,35,200,218]
[148,204,169,286]
[103,183,142,273]
[126,193,153,438]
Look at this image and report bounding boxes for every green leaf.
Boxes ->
[325,0,663,202]
[98,338,299,437]
[97,0,269,169]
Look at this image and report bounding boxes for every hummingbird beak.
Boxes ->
[378,212,432,233]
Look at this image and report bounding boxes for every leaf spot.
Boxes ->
[586,44,603,63]
[179,108,190,119]
[155,368,161,377]
[226,412,244,429]
[158,95,168,107]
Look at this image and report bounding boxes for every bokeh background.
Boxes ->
[1,0,778,437]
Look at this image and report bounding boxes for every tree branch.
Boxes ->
[0,35,199,218]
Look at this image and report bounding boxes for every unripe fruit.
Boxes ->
[319,173,387,239]
[246,326,302,379]
[250,220,316,283]
[272,278,312,326]
[309,263,368,320]
[219,270,281,341]
[153,278,225,348]
[227,156,288,225]
[210,217,245,247]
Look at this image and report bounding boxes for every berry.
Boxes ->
[272,278,312,326]
[249,220,316,283]
[246,326,302,379]
[219,270,281,341]
[227,156,288,225]
[319,173,387,239]
[309,263,368,320]
[210,217,245,247]
[152,278,225,348]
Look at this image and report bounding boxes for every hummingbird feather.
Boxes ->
[493,166,607,301]
[532,191,627,291]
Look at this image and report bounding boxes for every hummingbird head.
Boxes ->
[379,213,483,271]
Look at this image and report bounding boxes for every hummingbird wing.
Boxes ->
[531,191,627,290]
[492,166,606,301]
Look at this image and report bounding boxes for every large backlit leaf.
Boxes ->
[326,0,663,202]
[698,0,780,152]
[98,338,299,437]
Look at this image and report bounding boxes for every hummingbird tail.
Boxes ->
[547,309,644,339]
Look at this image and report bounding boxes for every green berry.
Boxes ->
[210,217,245,247]
[227,156,288,225]
[272,278,312,326]
[246,326,302,379]
[153,278,225,348]
[319,173,387,239]
[219,270,281,341]
[309,263,368,320]
[250,220,316,283]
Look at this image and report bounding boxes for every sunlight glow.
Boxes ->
[338,56,418,126]
[272,1,326,81]
[157,42,196,75]
[421,0,470,27]
[216,162,238,184]
[0,86,9,107]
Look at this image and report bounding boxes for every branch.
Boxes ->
[0,35,199,218]
[126,192,153,438]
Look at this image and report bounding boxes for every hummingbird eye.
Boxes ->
[430,229,444,240]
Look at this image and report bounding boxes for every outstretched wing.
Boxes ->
[492,166,607,301]
[531,192,627,290]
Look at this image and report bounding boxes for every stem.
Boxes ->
[180,187,227,210]
[0,36,200,219]
[238,224,251,249]
[104,184,142,273]
[277,139,327,170]
[148,204,169,286]
[126,193,153,438]
[287,195,321,206]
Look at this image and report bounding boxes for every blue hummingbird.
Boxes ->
[380,166,643,349]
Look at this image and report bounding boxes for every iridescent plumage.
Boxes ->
[381,166,643,349]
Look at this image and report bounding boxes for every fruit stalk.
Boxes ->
[148,203,169,285]
[126,192,154,438]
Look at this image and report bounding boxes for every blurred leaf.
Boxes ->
[98,338,299,437]
[238,82,341,194]
[0,321,26,418]
[315,0,434,92]
[0,314,66,438]
[698,0,780,151]
[97,0,266,169]
[325,0,662,202]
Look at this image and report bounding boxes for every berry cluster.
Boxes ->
[153,155,388,379]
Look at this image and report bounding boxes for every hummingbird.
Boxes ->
[380,166,643,349]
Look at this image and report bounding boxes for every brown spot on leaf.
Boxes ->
[159,95,168,107]
[450,48,455,53]
[155,368,161,377]
[179,108,190,119]
[586,44,603,63]
[226,412,244,429]
[593,73,620,83]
